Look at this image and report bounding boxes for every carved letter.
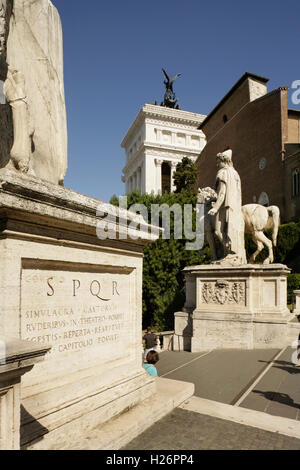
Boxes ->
[90,280,110,302]
[47,278,55,297]
[73,280,81,297]
[112,281,120,296]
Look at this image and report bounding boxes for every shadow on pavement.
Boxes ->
[252,390,300,410]
[258,359,300,374]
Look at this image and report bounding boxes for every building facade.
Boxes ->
[196,72,300,222]
[122,104,206,195]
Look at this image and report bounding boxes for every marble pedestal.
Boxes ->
[175,264,294,352]
[0,338,50,450]
[292,290,300,315]
[0,169,160,450]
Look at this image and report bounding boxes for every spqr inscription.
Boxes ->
[21,270,131,361]
[46,278,120,301]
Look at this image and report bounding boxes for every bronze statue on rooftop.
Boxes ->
[160,68,181,109]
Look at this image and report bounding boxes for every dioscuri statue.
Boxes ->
[198,150,280,265]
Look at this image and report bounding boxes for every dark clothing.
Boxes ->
[143,332,157,349]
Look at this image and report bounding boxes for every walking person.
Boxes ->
[142,326,159,363]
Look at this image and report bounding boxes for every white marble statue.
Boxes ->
[242,204,280,264]
[4,67,34,174]
[0,0,68,185]
[198,186,280,265]
[206,150,247,266]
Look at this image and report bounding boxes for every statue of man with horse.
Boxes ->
[198,150,280,265]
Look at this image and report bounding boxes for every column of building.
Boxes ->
[155,158,179,195]
[126,163,145,193]
[155,159,163,195]
[126,157,179,196]
[170,161,177,192]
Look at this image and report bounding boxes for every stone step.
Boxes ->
[180,396,300,440]
[61,377,194,450]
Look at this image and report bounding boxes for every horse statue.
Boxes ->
[197,187,280,265]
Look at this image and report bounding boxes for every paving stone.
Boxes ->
[123,409,300,450]
[241,348,300,419]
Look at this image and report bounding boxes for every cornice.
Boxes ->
[144,118,206,133]
[122,143,200,174]
[145,146,199,159]
[142,104,206,123]
[121,103,206,148]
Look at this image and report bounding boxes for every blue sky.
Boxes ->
[52,0,300,202]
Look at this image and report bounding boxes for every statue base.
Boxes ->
[0,169,161,449]
[174,264,295,351]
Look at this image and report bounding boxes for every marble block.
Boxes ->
[0,169,160,449]
[175,264,294,351]
[292,290,300,314]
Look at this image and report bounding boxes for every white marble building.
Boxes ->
[121,104,207,195]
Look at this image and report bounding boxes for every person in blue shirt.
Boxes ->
[143,350,159,377]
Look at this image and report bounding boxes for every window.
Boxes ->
[191,136,200,148]
[292,169,300,198]
[161,162,171,193]
[162,131,172,144]
[223,114,228,124]
[177,133,186,145]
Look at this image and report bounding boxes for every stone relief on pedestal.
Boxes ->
[198,150,280,265]
[202,280,246,305]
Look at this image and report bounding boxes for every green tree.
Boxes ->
[110,190,210,330]
[173,157,198,196]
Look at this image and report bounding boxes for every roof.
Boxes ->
[121,104,206,148]
[198,72,270,130]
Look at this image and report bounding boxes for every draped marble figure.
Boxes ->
[208,149,247,266]
[0,0,68,185]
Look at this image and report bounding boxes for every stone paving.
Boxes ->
[123,408,300,450]
[156,348,300,417]
[127,347,300,450]
[241,348,300,420]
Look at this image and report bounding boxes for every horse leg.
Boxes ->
[250,233,264,263]
[254,230,274,264]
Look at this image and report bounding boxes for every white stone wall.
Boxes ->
[249,78,267,102]
[122,104,207,195]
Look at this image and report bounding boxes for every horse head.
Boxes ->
[197,187,217,206]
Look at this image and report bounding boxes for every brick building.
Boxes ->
[196,72,300,222]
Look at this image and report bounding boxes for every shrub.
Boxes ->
[110,191,210,330]
[287,273,300,305]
